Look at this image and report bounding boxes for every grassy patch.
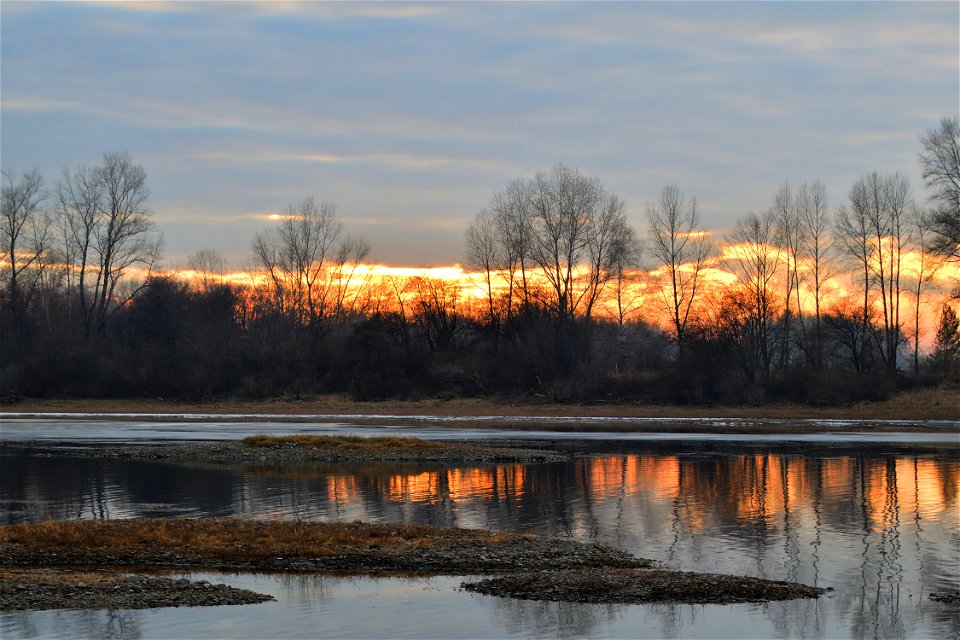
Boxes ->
[2,518,496,560]
[241,434,443,452]
[0,518,643,574]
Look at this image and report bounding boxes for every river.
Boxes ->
[1,419,958,639]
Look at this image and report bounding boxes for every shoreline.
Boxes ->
[1,388,957,423]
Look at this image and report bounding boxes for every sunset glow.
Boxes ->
[160,250,960,348]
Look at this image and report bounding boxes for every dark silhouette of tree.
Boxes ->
[929,304,960,378]
[58,152,162,337]
[1,169,49,321]
[919,118,960,259]
[645,185,712,360]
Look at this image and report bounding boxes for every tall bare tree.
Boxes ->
[330,236,372,320]
[838,172,911,372]
[795,181,832,369]
[582,192,632,320]
[490,180,534,316]
[58,152,162,336]
[645,185,712,359]
[187,249,227,292]
[907,206,944,374]
[919,117,960,297]
[1,169,49,319]
[526,165,601,319]
[726,210,782,383]
[604,224,643,332]
[465,208,503,327]
[251,197,342,325]
[919,117,960,225]
[771,183,806,371]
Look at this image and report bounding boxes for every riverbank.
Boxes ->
[1,435,567,464]
[1,387,957,428]
[0,519,830,609]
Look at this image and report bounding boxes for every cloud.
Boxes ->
[194,148,522,175]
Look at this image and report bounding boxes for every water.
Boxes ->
[1,427,958,638]
[1,417,957,443]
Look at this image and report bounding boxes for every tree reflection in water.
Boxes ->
[1,443,957,639]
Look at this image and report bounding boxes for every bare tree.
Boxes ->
[57,152,162,336]
[410,274,463,351]
[582,192,631,320]
[490,180,535,316]
[796,181,832,369]
[479,165,634,325]
[837,172,911,373]
[1,169,49,319]
[919,117,960,226]
[604,224,643,332]
[770,183,805,371]
[251,197,342,325]
[919,118,960,297]
[187,249,227,292]
[465,209,503,327]
[526,165,601,319]
[645,185,712,359]
[907,206,944,374]
[726,210,782,383]
[330,236,372,319]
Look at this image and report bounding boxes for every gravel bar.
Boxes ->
[462,568,828,604]
[0,569,273,610]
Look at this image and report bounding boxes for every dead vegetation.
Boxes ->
[241,434,443,452]
[0,518,644,574]
[4,386,958,421]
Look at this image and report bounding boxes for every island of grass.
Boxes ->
[5,434,568,464]
[0,518,826,609]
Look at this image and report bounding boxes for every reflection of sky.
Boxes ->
[2,2,958,266]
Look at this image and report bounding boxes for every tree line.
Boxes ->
[2,120,959,404]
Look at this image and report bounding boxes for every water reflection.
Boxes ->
[1,445,958,639]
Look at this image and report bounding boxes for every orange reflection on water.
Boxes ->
[387,471,441,504]
[311,453,956,537]
[447,466,525,503]
[585,455,680,500]
[325,475,358,505]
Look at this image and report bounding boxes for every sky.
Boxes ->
[2,1,957,268]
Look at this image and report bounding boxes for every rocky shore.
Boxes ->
[0,569,273,610]
[462,568,828,605]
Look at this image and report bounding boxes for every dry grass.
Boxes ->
[0,518,516,562]
[241,434,443,452]
[0,569,117,585]
[3,386,957,421]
